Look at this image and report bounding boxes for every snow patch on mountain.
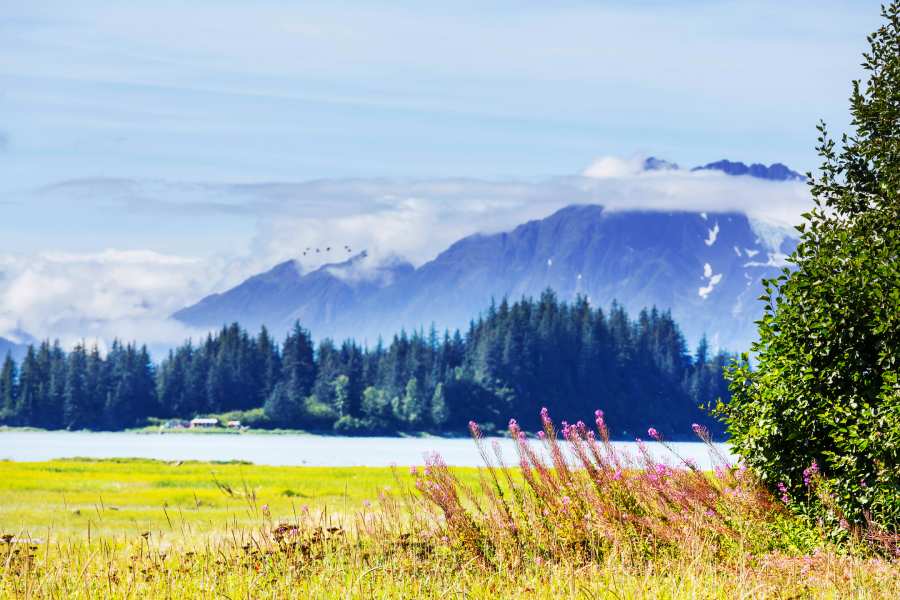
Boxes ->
[749,218,794,252]
[699,263,723,299]
[704,222,720,246]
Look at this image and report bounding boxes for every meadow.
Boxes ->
[1,420,898,599]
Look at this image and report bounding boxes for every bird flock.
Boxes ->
[301,244,353,257]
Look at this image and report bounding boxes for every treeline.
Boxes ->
[0,292,731,437]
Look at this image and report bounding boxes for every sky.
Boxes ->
[0,0,884,348]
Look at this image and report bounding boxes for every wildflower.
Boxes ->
[363,500,372,509]
[537,431,546,440]
[540,407,550,424]
[839,518,849,530]
[648,427,660,441]
[561,495,571,510]
[612,469,623,481]
[517,431,526,442]
[802,460,820,487]
[776,482,789,504]
[261,504,270,514]
[535,556,544,567]
[468,420,481,437]
[859,479,867,488]
[705,508,716,517]
[409,466,418,476]
[508,418,519,432]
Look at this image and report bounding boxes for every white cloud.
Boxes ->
[0,250,217,353]
[2,156,815,352]
[582,156,645,179]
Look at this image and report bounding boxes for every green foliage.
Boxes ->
[263,382,302,427]
[721,3,900,529]
[1,294,730,436]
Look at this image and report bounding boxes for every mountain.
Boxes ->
[691,159,805,182]
[175,204,797,352]
[0,336,28,362]
[173,252,414,337]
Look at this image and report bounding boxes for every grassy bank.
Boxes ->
[1,431,898,598]
[0,459,482,538]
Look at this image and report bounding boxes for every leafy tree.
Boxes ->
[722,3,900,529]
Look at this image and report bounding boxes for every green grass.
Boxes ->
[1,459,897,598]
[0,459,480,539]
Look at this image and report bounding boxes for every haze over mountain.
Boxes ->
[175,173,799,352]
[0,336,29,363]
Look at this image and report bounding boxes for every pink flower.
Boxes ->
[540,407,550,424]
[612,469,623,481]
[802,460,820,487]
[776,482,789,504]
[409,466,418,476]
[648,427,660,441]
[537,431,546,440]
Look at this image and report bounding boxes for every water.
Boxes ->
[0,431,734,469]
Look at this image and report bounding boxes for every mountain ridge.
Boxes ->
[175,202,797,352]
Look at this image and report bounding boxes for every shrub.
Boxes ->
[721,3,900,530]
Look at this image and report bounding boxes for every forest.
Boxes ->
[0,291,730,438]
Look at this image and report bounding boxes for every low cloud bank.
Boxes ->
[2,156,812,352]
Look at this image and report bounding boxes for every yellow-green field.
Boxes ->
[1,459,898,599]
[0,458,474,539]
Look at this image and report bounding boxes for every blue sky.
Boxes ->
[0,0,884,345]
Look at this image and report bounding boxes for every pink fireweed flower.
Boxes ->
[561,495,571,510]
[540,407,550,424]
[508,418,519,432]
[517,431,527,442]
[776,482,789,504]
[409,466,418,476]
[612,469,623,481]
[648,427,660,441]
[261,504,270,514]
[468,420,481,437]
[802,460,819,487]
[363,500,372,508]
[537,431,546,440]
